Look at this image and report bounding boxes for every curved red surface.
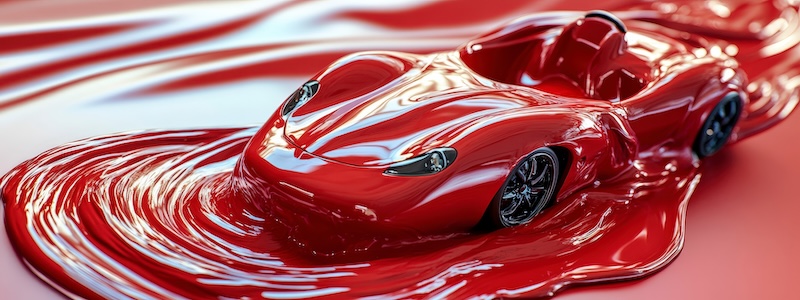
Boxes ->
[1,0,799,299]
[239,9,753,253]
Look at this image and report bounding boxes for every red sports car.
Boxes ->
[234,11,746,255]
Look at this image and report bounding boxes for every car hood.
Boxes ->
[283,57,552,166]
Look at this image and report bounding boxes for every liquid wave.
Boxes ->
[2,126,699,299]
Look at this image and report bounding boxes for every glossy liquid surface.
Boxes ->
[2,0,800,299]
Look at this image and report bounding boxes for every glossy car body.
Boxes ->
[233,11,748,255]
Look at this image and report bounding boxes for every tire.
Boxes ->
[486,147,560,228]
[693,92,742,158]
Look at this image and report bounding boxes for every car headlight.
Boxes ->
[282,80,319,116]
[384,148,457,176]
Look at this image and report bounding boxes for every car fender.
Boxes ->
[684,65,748,147]
[387,105,614,231]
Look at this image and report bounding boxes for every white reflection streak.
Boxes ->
[368,260,502,300]
[0,0,500,110]
[261,287,349,299]
[570,207,612,245]
[10,128,378,299]
[0,1,280,100]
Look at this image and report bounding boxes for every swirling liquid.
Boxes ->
[2,0,800,299]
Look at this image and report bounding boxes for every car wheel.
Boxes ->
[487,147,560,228]
[693,92,742,158]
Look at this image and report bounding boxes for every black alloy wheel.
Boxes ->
[488,147,560,228]
[694,92,742,157]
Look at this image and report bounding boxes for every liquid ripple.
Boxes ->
[3,126,703,299]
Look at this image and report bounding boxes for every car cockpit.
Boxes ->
[460,11,650,101]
